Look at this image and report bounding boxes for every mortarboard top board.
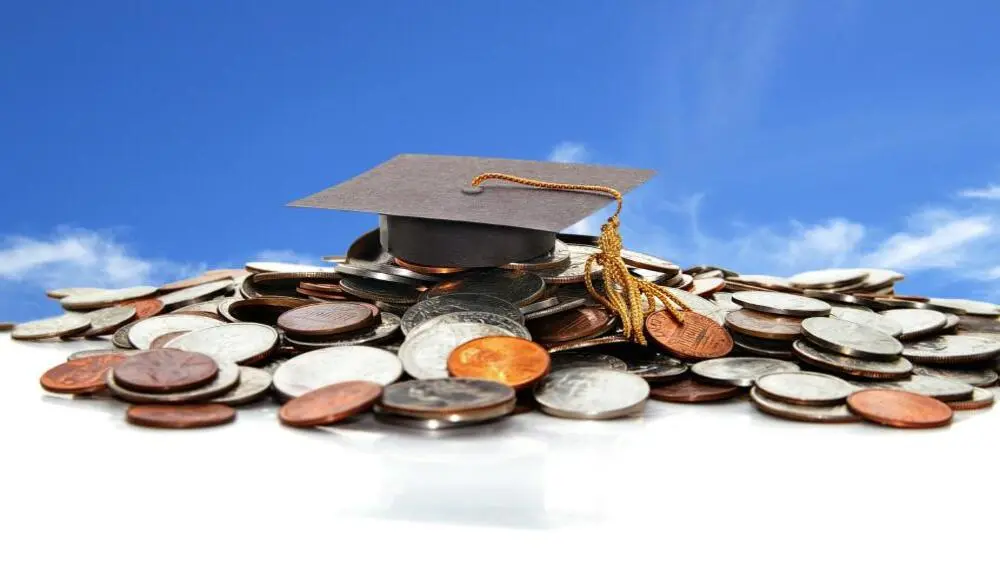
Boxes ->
[288,154,656,268]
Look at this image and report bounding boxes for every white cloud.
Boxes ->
[986,266,1000,280]
[959,184,1000,200]
[253,249,319,265]
[862,215,993,270]
[548,142,588,164]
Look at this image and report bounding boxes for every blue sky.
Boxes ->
[2,0,999,321]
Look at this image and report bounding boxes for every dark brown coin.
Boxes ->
[528,306,615,344]
[299,282,344,293]
[126,404,236,429]
[149,331,188,349]
[0,322,13,331]
[731,333,795,358]
[645,311,733,360]
[648,378,744,403]
[278,381,383,427]
[221,297,312,324]
[846,389,953,429]
[113,349,218,393]
[277,302,376,337]
[725,309,802,341]
[40,353,128,394]
[339,276,422,305]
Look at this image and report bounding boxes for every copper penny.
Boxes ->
[160,271,235,292]
[645,311,733,360]
[447,336,551,389]
[125,298,166,320]
[149,331,188,349]
[126,404,236,429]
[846,389,953,429]
[277,302,376,337]
[278,381,383,427]
[299,282,344,293]
[113,349,218,393]
[40,353,127,394]
[648,378,744,403]
[394,256,466,275]
[725,309,802,341]
[528,306,615,343]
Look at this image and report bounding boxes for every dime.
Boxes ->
[523,297,588,321]
[879,309,948,341]
[161,271,237,292]
[277,302,375,337]
[755,371,856,406]
[856,374,975,401]
[663,287,727,325]
[60,286,159,311]
[846,389,953,429]
[339,276,422,305]
[83,305,137,337]
[272,346,402,399]
[11,314,91,341]
[648,378,744,403]
[800,317,903,361]
[645,311,733,361]
[910,365,998,388]
[946,387,995,411]
[791,339,912,379]
[40,353,128,394]
[616,347,688,382]
[690,277,725,297]
[113,349,219,393]
[127,314,225,349]
[284,312,401,349]
[619,249,680,276]
[731,291,831,318]
[725,309,802,341]
[550,352,629,372]
[829,307,903,338]
[166,323,279,365]
[534,244,604,285]
[401,293,524,336]
[928,298,998,317]
[279,381,383,427]
[394,257,466,275]
[788,268,869,290]
[447,336,550,389]
[126,404,236,429]
[149,331,187,349]
[544,335,631,353]
[221,296,311,324]
[749,387,860,423]
[158,280,233,310]
[408,311,530,341]
[731,333,795,359]
[400,320,522,380]
[690,357,799,388]
[380,379,516,419]
[528,306,615,344]
[210,366,273,406]
[534,367,649,419]
[901,334,1000,365]
[425,269,545,306]
[519,296,560,314]
[245,262,336,274]
[501,240,572,271]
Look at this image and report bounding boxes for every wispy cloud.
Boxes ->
[547,142,588,164]
[959,184,1000,200]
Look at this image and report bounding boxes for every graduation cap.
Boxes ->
[289,154,656,268]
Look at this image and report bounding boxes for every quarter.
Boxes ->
[690,357,799,388]
[800,317,903,361]
[272,346,403,398]
[731,291,831,317]
[749,387,860,423]
[755,371,856,406]
[533,367,649,419]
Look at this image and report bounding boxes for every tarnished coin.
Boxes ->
[528,306,615,344]
[126,404,237,429]
[928,298,998,317]
[519,296,560,314]
[447,336,550,389]
[409,311,530,341]
[108,360,238,403]
[755,371,856,406]
[113,349,219,393]
[245,262,336,274]
[284,312,401,349]
[731,333,795,358]
[750,387,860,423]
[127,314,225,349]
[380,379,516,419]
[400,320,522,380]
[523,297,588,321]
[11,314,91,341]
[879,309,948,341]
[731,291,831,318]
[829,306,903,337]
[40,353,128,394]
[791,339,913,379]
[550,352,628,372]
[425,269,546,306]
[211,366,273,406]
[902,334,1000,365]
[690,277,725,297]
[272,346,402,399]
[911,365,998,388]
[166,323,279,365]
[545,334,631,353]
[60,286,158,311]
[788,269,869,289]
[534,367,649,419]
[277,302,375,337]
[534,244,603,285]
[856,373,975,401]
[83,305,137,337]
[158,280,233,310]
[279,381,383,427]
[502,240,572,271]
[649,378,744,403]
[847,389,953,429]
[401,293,524,335]
[801,317,903,361]
[725,309,802,341]
[620,249,680,276]
[161,271,238,292]
[663,287,727,325]
[221,296,311,324]
[946,387,995,411]
[339,276,421,305]
[691,357,799,388]
[645,311,733,360]
[957,315,1000,334]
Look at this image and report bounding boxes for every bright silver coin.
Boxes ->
[166,323,279,365]
[732,291,831,318]
[284,312,401,349]
[425,269,546,305]
[106,360,241,404]
[829,306,903,337]
[550,352,629,372]
[902,334,1000,364]
[928,298,998,317]
[127,314,225,349]
[519,297,560,314]
[82,305,138,337]
[158,280,233,310]
[59,286,158,310]
[245,261,336,274]
[879,309,948,340]
[534,367,649,420]
[11,314,91,341]
[788,268,869,289]
[408,311,531,341]
[534,244,603,285]
[663,287,727,324]
[399,320,521,380]
[502,240,571,271]
[749,387,860,423]
[791,339,913,379]
[690,357,800,388]
[755,371,856,406]
[854,373,975,401]
[801,317,903,361]
[911,365,998,388]
[400,293,523,335]
[211,366,273,406]
[336,262,429,286]
[272,346,402,398]
[523,297,588,321]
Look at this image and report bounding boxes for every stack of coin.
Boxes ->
[792,316,911,381]
[374,379,517,429]
[726,291,832,358]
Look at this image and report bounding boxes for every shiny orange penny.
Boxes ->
[447,336,550,389]
[847,389,953,429]
[40,353,128,394]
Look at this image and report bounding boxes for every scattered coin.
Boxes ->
[60,286,158,311]
[879,309,948,341]
[725,309,802,341]
[800,317,903,361]
[83,305,137,337]
[529,306,615,344]
[158,280,233,310]
[550,352,629,372]
[408,311,530,341]
[447,336,550,389]
[616,348,688,382]
[11,314,91,341]
[339,276,422,305]
[902,335,1000,365]
[755,371,856,406]
[107,359,240,404]
[829,307,903,338]
[40,353,128,394]
[374,401,515,428]
[749,387,860,423]
[731,333,795,358]
[221,296,311,324]
[400,319,523,380]
[127,314,225,349]
[645,311,733,361]
[520,296,560,314]
[648,378,743,403]
[791,339,913,379]
[946,387,995,411]
[788,269,869,290]
[534,367,649,419]
[731,291,831,318]
[425,269,546,306]
[166,323,279,365]
[46,287,103,299]
[927,298,998,317]
[245,262,336,274]
[545,334,631,353]
[126,404,237,429]
[910,365,998,388]
[401,293,524,335]
[943,313,961,331]
[394,256,466,275]
[502,240,571,271]
[211,367,273,406]
[523,297,588,321]
[711,292,741,312]
[67,348,141,360]
[803,289,882,309]
[729,275,797,293]
[380,378,516,419]
[272,346,403,399]
[279,381,383,427]
[691,357,800,388]
[277,302,375,337]
[125,298,166,320]
[0,322,12,331]
[112,322,137,349]
[846,389,953,429]
[113,349,219,393]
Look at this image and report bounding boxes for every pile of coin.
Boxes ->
[10,231,1000,432]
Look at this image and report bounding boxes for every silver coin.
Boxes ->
[158,280,233,310]
[732,333,795,359]
[853,268,903,289]
[545,335,631,353]
[690,357,800,388]
[631,268,673,284]
[534,367,649,420]
[928,298,998,317]
[336,262,431,286]
[791,339,912,379]
[127,314,225,349]
[755,371,856,406]
[400,293,524,335]
[59,286,158,311]
[711,292,742,313]
[729,275,796,292]
[695,270,725,279]
[943,313,961,331]
[802,289,883,309]
[106,360,241,404]
[408,311,531,341]
[619,249,681,276]
[534,244,603,285]
[11,314,91,341]
[879,309,949,340]
[732,291,831,318]
[353,260,441,284]
[502,240,572,271]
[801,317,903,360]
[399,320,522,380]
[339,276,421,305]
[244,261,336,274]
[257,357,288,375]
[425,269,546,306]
[272,346,402,398]
[829,303,876,313]
[379,378,516,416]
[175,297,231,316]
[902,334,1000,364]
[829,306,903,337]
[749,387,860,423]
[211,366,273,406]
[619,349,688,382]
[284,312,401,349]
[165,323,279,365]
[788,268,869,289]
[662,287,727,325]
[911,365,998,388]
[112,321,137,349]
[523,297,588,321]
[83,305,137,337]
[550,352,629,372]
[855,373,975,401]
[46,287,104,299]
[520,297,560,314]
[374,301,410,316]
[372,403,513,429]
[67,348,143,361]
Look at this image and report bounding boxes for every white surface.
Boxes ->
[3,334,996,562]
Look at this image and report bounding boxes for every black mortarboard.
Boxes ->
[288,154,656,268]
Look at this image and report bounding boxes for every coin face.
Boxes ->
[11,314,91,341]
[645,311,733,361]
[502,240,571,271]
[534,244,604,285]
[107,359,241,404]
[127,314,225,349]
[800,317,903,361]
[902,335,1000,364]
[408,311,531,341]
[380,378,516,416]
[277,302,375,337]
[828,307,903,338]
[285,312,402,349]
[725,309,802,341]
[731,291,831,317]
[211,367,273,406]
[648,378,744,403]
[619,249,680,276]
[946,387,995,411]
[126,404,237,429]
[158,280,233,310]
[40,353,128,394]
[663,287,727,325]
[910,365,998,388]
[425,269,546,306]
[400,320,522,381]
[272,346,403,398]
[750,387,860,423]
[83,305,137,337]
[846,389,953,429]
[755,371,856,406]
[550,352,629,372]
[879,309,948,340]
[528,306,614,344]
[788,268,869,289]
[166,323,279,365]
[534,368,649,419]
[60,286,158,310]
[791,339,913,379]
[401,293,524,335]
[339,276,421,305]
[279,381,383,427]
[113,349,219,393]
[691,357,800,387]
[447,336,550,389]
